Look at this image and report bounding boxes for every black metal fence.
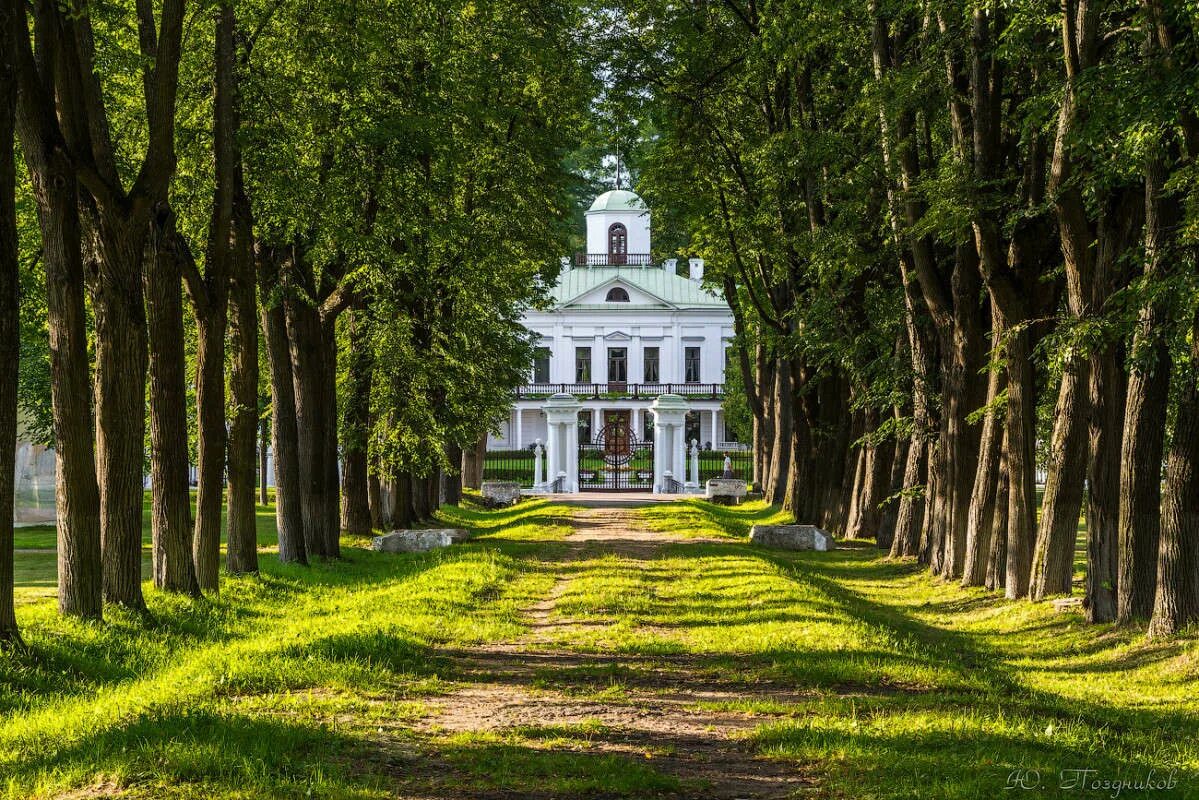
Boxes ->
[695,448,753,484]
[481,449,536,488]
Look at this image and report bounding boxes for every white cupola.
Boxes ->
[585,189,651,265]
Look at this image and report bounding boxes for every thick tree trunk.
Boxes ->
[286,298,333,558]
[890,432,926,558]
[962,346,1005,587]
[0,46,21,641]
[986,427,1010,591]
[260,257,306,565]
[1117,154,1174,623]
[340,309,372,535]
[765,358,792,505]
[226,240,258,573]
[1087,343,1125,622]
[368,473,383,530]
[443,444,463,506]
[320,316,342,557]
[1031,356,1090,599]
[88,221,149,610]
[192,309,227,590]
[1149,311,1199,638]
[1003,321,1038,599]
[21,152,102,619]
[145,208,200,596]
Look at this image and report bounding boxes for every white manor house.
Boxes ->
[487,188,743,493]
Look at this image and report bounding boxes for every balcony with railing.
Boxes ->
[515,382,724,400]
[574,253,655,267]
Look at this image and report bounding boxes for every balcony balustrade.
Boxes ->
[515,382,723,400]
[574,253,654,267]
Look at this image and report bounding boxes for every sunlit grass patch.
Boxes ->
[637,497,792,539]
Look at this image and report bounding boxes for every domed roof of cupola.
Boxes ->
[587,189,647,213]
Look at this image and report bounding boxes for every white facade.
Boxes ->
[489,190,740,462]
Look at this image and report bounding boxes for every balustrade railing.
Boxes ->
[515,382,723,399]
[574,253,654,267]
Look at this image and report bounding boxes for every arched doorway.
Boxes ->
[607,223,627,265]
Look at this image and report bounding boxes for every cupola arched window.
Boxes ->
[605,287,630,302]
[608,223,628,265]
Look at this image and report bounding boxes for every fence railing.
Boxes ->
[481,449,536,488]
[574,253,654,267]
[515,383,723,400]
[696,448,753,484]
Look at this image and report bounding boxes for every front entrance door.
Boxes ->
[579,411,653,491]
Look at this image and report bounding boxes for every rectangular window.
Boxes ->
[578,414,592,443]
[533,347,550,384]
[607,348,627,383]
[685,346,701,383]
[685,411,701,446]
[575,347,592,383]
[643,347,659,383]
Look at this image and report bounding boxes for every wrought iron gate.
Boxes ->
[579,419,654,491]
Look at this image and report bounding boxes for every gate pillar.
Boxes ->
[650,394,689,494]
[542,393,581,492]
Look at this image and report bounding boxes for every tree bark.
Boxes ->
[962,342,1005,588]
[0,30,21,641]
[144,207,200,596]
[260,249,306,564]
[986,426,1010,591]
[19,144,102,619]
[765,357,792,505]
[259,416,270,506]
[1117,150,1174,623]
[190,287,227,590]
[87,218,149,611]
[286,294,336,557]
[1031,356,1090,599]
[1149,309,1199,638]
[443,444,464,507]
[1002,318,1038,599]
[340,309,373,535]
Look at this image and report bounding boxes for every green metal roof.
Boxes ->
[548,267,728,309]
[587,189,647,213]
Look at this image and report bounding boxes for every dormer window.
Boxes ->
[608,223,628,265]
[605,287,630,302]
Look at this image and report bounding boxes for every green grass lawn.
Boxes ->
[3,496,1196,799]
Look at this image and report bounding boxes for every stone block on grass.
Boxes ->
[371,529,470,553]
[749,524,835,551]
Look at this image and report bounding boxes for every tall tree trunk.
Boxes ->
[226,220,258,574]
[443,444,463,507]
[340,310,373,535]
[1117,153,1174,623]
[986,426,1010,591]
[765,357,791,504]
[877,410,907,551]
[368,472,383,530]
[19,145,102,619]
[1149,309,1199,638]
[88,221,148,610]
[1031,355,1090,599]
[260,249,305,564]
[145,207,200,596]
[1002,319,1038,599]
[1087,340,1125,622]
[191,295,227,590]
[319,313,341,557]
[286,296,333,558]
[0,36,21,641]
[962,337,1005,587]
[259,416,270,506]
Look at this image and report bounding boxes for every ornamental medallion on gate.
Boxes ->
[579,412,654,491]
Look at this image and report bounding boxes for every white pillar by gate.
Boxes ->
[650,393,689,494]
[533,439,545,490]
[710,411,719,449]
[515,409,524,450]
[542,393,582,492]
[687,440,700,490]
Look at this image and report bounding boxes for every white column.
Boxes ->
[650,394,689,494]
[711,410,719,449]
[687,440,699,489]
[515,409,524,450]
[543,393,582,492]
[592,407,601,439]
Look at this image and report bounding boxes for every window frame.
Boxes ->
[575,346,592,383]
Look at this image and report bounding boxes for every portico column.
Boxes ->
[711,410,719,449]
[542,393,582,492]
[515,408,524,450]
[650,393,689,494]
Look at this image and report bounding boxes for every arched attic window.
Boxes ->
[606,287,630,302]
[608,223,628,264]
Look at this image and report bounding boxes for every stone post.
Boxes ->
[687,439,699,490]
[533,439,545,490]
[650,393,689,494]
[542,393,582,492]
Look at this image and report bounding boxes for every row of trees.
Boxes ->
[611,0,1197,636]
[1,0,593,645]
